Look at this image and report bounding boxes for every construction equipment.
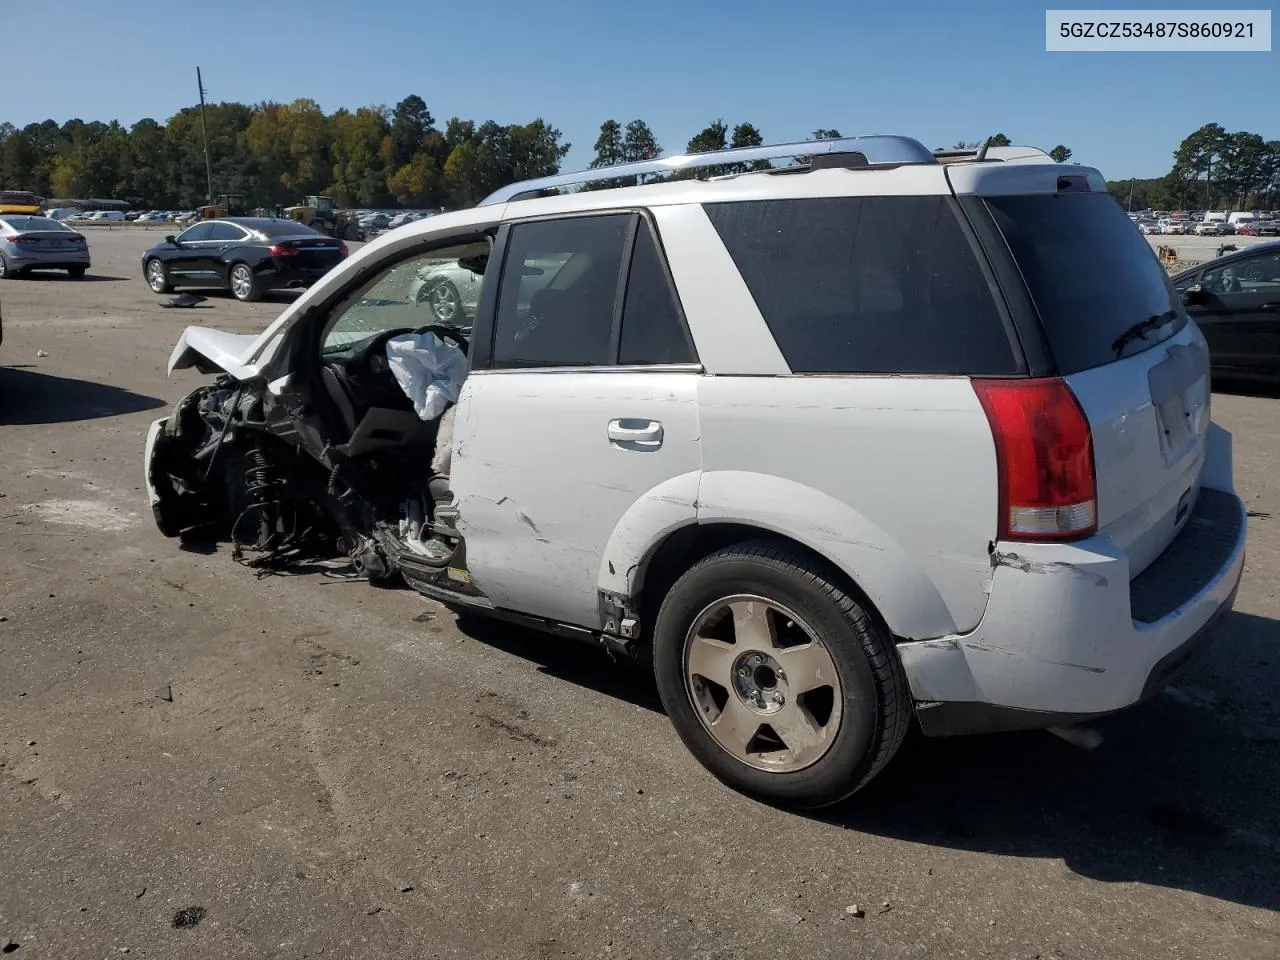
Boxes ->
[285,195,363,241]
[198,194,244,220]
[0,190,42,215]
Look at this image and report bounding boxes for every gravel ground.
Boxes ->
[1,228,1278,960]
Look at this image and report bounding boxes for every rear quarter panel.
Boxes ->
[695,376,1000,640]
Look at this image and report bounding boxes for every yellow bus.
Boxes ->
[0,190,42,215]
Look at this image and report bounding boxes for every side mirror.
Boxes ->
[165,234,177,246]
[1182,284,1205,306]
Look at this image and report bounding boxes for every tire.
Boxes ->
[343,224,360,242]
[420,278,462,325]
[652,540,910,809]
[0,254,18,280]
[145,258,171,293]
[67,267,86,279]
[229,262,260,302]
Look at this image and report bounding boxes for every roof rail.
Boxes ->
[478,135,936,205]
[933,145,1056,165]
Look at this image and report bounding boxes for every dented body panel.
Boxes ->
[451,369,702,628]
[899,423,1245,727]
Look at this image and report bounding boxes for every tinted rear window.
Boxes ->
[985,194,1183,374]
[705,197,1018,375]
[1,216,69,232]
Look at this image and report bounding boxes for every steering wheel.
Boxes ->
[411,323,470,356]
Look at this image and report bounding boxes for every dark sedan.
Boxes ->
[1172,239,1280,383]
[141,217,347,302]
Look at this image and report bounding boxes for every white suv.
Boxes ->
[144,136,1246,808]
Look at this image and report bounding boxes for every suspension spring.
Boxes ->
[244,446,277,502]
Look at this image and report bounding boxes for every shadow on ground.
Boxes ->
[462,606,1280,913]
[0,364,165,425]
[15,272,129,282]
[456,614,665,714]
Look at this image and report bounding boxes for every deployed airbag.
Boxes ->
[385,332,469,421]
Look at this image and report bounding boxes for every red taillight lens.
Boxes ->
[338,244,348,258]
[268,244,299,257]
[10,235,39,245]
[973,378,1097,542]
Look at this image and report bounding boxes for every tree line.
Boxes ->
[1107,124,1280,211]
[22,90,1225,214]
[0,95,572,210]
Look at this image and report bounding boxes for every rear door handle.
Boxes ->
[1262,302,1280,311]
[608,419,663,446]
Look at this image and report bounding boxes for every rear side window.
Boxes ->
[619,222,696,365]
[985,194,1183,374]
[705,197,1016,375]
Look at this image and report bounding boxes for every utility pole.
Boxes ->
[197,67,214,205]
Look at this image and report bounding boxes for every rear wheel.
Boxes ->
[653,541,910,808]
[0,254,17,280]
[229,262,260,302]
[420,279,461,324]
[67,267,86,279]
[146,258,171,293]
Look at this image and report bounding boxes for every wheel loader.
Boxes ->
[284,195,364,241]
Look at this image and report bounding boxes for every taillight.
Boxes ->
[973,378,1097,542]
[338,244,349,258]
[9,236,39,245]
[268,244,299,257]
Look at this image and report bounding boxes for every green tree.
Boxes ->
[623,120,661,162]
[590,119,625,167]
[989,132,1012,147]
[812,128,842,140]
[390,94,434,168]
[1172,123,1228,208]
[1049,144,1073,163]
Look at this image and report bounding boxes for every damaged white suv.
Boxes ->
[145,137,1247,808]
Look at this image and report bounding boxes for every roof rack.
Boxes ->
[478,135,937,205]
[933,145,1055,165]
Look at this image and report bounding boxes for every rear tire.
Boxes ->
[652,540,911,809]
[67,267,86,279]
[0,254,17,280]
[229,262,260,302]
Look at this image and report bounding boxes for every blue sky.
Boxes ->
[6,0,1277,178]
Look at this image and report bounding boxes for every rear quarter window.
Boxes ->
[705,197,1019,375]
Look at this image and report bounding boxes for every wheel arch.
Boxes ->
[598,470,961,643]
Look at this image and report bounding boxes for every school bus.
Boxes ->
[0,191,42,215]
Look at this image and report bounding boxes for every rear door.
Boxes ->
[1187,248,1280,377]
[966,175,1211,577]
[453,212,702,628]
[202,221,251,278]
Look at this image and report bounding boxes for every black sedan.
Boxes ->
[1172,239,1280,383]
[141,218,347,302]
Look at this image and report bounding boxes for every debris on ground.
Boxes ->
[154,684,173,703]
[171,906,206,929]
[845,904,864,918]
[879,900,893,915]
[161,293,208,309]
[2,941,19,954]
[36,350,48,358]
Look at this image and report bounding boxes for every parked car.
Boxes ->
[1253,219,1280,238]
[141,217,347,302]
[0,215,90,279]
[143,136,1245,808]
[1138,220,1160,235]
[406,257,487,325]
[1194,221,1226,236]
[1172,239,1280,383]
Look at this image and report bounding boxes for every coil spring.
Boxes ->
[244,447,276,501]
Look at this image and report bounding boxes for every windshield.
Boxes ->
[1,216,71,232]
[986,194,1184,373]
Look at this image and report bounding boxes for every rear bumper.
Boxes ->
[8,254,90,269]
[257,263,337,288]
[901,482,1247,737]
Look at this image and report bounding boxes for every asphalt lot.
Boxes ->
[1,227,1278,960]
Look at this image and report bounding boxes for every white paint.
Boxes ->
[452,369,701,628]
[167,326,262,380]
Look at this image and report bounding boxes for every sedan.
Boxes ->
[0,215,90,279]
[1172,239,1280,383]
[406,257,485,324]
[141,217,347,302]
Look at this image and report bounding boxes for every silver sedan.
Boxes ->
[0,215,91,279]
[407,259,483,325]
